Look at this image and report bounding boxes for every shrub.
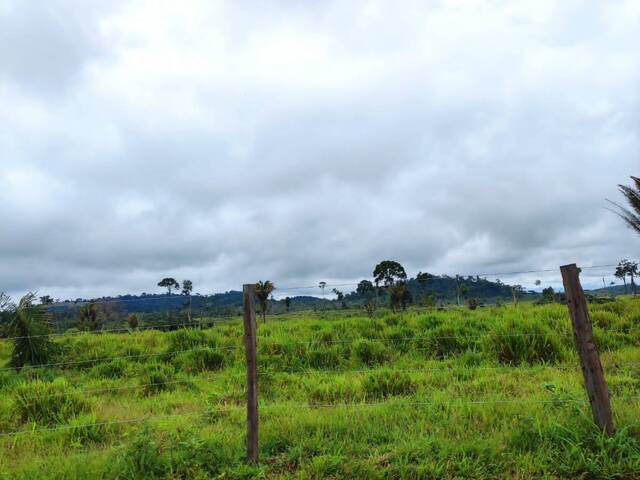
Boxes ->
[415,325,476,359]
[140,363,176,395]
[307,378,363,404]
[353,339,391,366]
[362,370,416,399]
[13,378,91,425]
[90,358,129,379]
[172,348,224,373]
[590,311,618,329]
[307,346,343,369]
[166,329,214,353]
[485,320,563,364]
[65,413,112,444]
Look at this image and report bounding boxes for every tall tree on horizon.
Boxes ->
[182,279,193,326]
[158,278,180,295]
[608,176,640,235]
[615,262,628,294]
[255,280,275,323]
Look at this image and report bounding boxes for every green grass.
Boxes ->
[1,298,640,478]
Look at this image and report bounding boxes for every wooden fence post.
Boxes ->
[560,263,614,435]
[242,284,259,464]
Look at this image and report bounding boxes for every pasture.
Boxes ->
[1,299,640,479]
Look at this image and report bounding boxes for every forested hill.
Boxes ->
[46,274,534,317]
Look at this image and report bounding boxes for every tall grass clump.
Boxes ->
[13,378,91,425]
[172,348,225,373]
[166,328,215,353]
[140,363,177,395]
[352,339,391,366]
[485,318,564,364]
[362,370,416,399]
[90,358,129,379]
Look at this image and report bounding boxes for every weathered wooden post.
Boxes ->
[242,284,259,463]
[560,263,614,435]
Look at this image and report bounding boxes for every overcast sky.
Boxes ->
[1,0,639,300]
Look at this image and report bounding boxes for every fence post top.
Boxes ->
[560,263,578,270]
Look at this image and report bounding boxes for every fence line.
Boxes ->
[3,393,640,438]
[0,346,239,372]
[9,360,640,405]
[2,326,637,372]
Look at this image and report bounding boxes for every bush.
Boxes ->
[590,311,618,329]
[167,329,214,353]
[415,325,477,359]
[90,358,129,379]
[352,339,391,366]
[362,370,416,399]
[140,363,176,395]
[172,348,224,373]
[13,378,92,425]
[307,346,343,369]
[307,378,363,404]
[485,320,563,364]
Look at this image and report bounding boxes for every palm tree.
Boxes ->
[9,293,55,369]
[255,280,275,323]
[608,176,640,234]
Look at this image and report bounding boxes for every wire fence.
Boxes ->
[1,260,639,443]
[3,394,640,438]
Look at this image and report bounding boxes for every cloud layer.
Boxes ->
[1,0,639,299]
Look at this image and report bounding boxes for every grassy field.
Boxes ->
[1,299,640,479]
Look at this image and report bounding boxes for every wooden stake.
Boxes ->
[242,284,259,464]
[560,264,614,435]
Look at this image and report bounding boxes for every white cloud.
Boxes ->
[0,0,638,299]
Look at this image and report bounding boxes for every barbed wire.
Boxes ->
[275,262,629,291]
[2,326,637,371]
[8,359,640,406]
[2,394,639,438]
[0,345,238,372]
[0,322,237,342]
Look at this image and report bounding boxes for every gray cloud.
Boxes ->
[1,0,639,300]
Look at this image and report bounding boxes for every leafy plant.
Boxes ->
[8,293,56,369]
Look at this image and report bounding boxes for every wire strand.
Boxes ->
[3,394,639,437]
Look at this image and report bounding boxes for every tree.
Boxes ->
[158,277,180,295]
[422,292,437,309]
[284,297,291,313]
[128,313,139,330]
[39,295,53,305]
[8,293,55,370]
[542,287,555,303]
[511,285,524,305]
[255,281,275,323]
[388,282,410,311]
[182,279,193,326]
[332,288,344,302]
[373,260,407,287]
[458,282,469,305]
[356,280,375,298]
[79,303,102,331]
[318,281,327,297]
[466,298,480,310]
[616,260,638,295]
[416,271,435,284]
[608,176,640,235]
[615,263,628,294]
